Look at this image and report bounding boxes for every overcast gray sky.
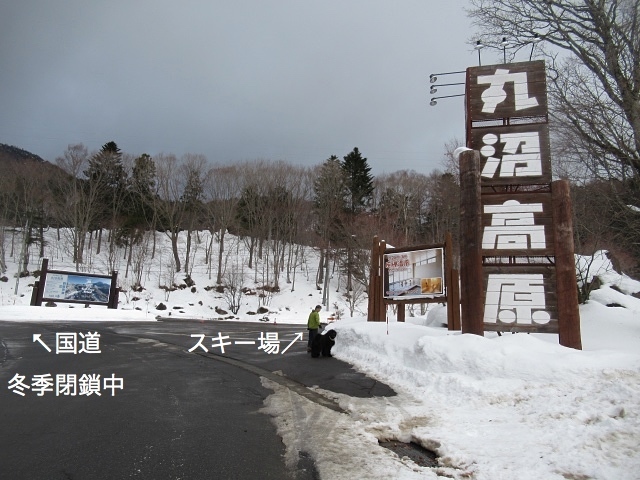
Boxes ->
[1,0,480,174]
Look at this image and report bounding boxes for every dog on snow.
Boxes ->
[311,329,337,358]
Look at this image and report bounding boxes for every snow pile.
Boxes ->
[323,320,640,480]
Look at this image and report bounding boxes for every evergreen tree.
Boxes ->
[313,155,348,244]
[131,153,156,200]
[180,164,204,210]
[235,185,261,268]
[83,141,128,251]
[342,147,374,215]
[85,141,126,192]
[180,158,206,274]
[129,153,157,228]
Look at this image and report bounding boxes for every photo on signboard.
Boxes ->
[43,273,112,304]
[383,248,444,299]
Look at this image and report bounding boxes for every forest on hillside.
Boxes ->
[0,142,461,301]
[1,137,639,309]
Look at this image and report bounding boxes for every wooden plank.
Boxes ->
[481,191,552,205]
[484,322,559,334]
[385,242,445,255]
[483,255,554,266]
[483,265,556,276]
[482,216,554,227]
[482,248,555,257]
[481,184,552,195]
[385,297,447,305]
[484,298,559,310]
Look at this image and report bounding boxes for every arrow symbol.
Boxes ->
[33,334,51,352]
[281,332,304,354]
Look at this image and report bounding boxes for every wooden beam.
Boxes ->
[445,232,456,330]
[552,180,582,349]
[459,150,484,336]
[376,239,387,321]
[367,236,378,321]
[451,268,461,330]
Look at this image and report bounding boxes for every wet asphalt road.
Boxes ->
[0,319,394,480]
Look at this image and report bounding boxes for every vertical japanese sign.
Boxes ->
[465,61,559,334]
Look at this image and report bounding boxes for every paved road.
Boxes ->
[0,319,394,479]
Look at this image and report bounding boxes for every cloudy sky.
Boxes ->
[1,0,488,174]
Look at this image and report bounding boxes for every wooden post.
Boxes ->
[451,268,461,330]
[376,239,387,321]
[108,271,119,309]
[459,150,484,336]
[30,281,39,306]
[397,304,405,322]
[368,237,387,322]
[367,236,378,321]
[444,232,461,330]
[445,232,454,330]
[552,180,582,349]
[34,258,48,306]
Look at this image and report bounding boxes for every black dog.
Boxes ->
[311,329,337,358]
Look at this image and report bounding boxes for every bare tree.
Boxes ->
[284,167,315,286]
[373,170,431,246]
[441,138,464,178]
[154,153,207,273]
[344,281,367,317]
[221,255,245,315]
[130,230,154,289]
[468,0,640,181]
[180,154,208,276]
[0,162,17,273]
[54,144,103,269]
[424,171,460,246]
[233,160,312,291]
[260,161,309,291]
[204,164,242,284]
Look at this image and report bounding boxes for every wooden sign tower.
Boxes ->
[460,60,581,349]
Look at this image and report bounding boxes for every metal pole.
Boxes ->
[323,244,330,310]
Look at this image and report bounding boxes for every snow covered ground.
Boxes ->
[1,230,639,479]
